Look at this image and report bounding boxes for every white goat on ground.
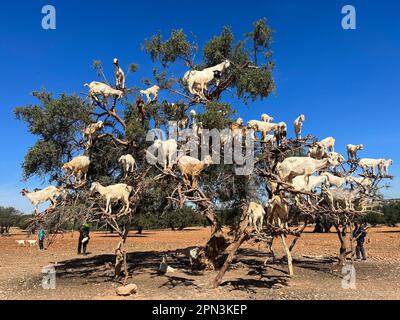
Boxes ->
[27,240,38,247]
[84,81,124,101]
[90,182,133,214]
[183,60,231,99]
[113,58,125,90]
[140,85,160,103]
[177,155,213,188]
[294,114,305,139]
[62,156,91,185]
[359,158,385,175]
[247,202,266,233]
[16,240,26,247]
[347,144,363,160]
[118,155,136,178]
[277,156,338,186]
[21,186,62,213]
[317,137,335,152]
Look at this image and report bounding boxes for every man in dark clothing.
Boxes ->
[78,224,90,255]
[353,223,367,260]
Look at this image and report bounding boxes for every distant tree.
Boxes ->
[0,207,28,235]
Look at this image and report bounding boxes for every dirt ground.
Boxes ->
[1,226,400,300]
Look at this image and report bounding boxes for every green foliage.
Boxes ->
[202,27,234,66]
[0,207,30,233]
[15,92,91,182]
[362,201,400,227]
[144,30,195,67]
[134,205,206,230]
[381,201,400,226]
[16,19,278,230]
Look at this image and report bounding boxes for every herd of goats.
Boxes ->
[18,57,394,283]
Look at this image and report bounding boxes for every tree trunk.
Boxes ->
[289,221,307,253]
[213,231,248,288]
[191,192,230,270]
[212,208,250,288]
[115,228,129,284]
[335,225,347,265]
[281,234,294,276]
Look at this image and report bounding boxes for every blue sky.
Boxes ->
[0,0,399,213]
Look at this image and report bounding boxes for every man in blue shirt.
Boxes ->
[353,223,367,261]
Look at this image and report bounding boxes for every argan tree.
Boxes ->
[15,18,391,288]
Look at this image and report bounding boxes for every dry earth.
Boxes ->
[1,226,400,300]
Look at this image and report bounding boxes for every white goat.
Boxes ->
[294,114,305,139]
[328,152,345,167]
[347,144,363,160]
[321,172,347,188]
[27,240,38,247]
[177,155,213,188]
[261,114,274,123]
[90,182,133,214]
[308,144,327,160]
[292,175,328,193]
[359,158,385,175]
[317,137,335,152]
[62,156,91,185]
[325,188,362,211]
[21,186,62,213]
[276,122,287,144]
[83,121,104,149]
[84,81,124,101]
[183,60,231,99]
[152,139,178,170]
[113,58,125,90]
[277,156,338,186]
[247,120,279,141]
[140,85,160,103]
[266,193,290,229]
[247,202,266,233]
[16,240,26,247]
[118,155,137,178]
[379,159,393,176]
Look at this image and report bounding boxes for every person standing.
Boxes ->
[38,227,45,251]
[78,224,90,255]
[353,223,367,261]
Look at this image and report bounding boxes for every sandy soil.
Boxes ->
[1,226,400,300]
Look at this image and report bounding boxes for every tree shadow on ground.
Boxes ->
[54,246,339,291]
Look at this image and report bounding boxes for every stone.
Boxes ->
[116,284,138,296]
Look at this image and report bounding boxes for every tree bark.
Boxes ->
[213,208,250,288]
[281,234,294,276]
[335,224,347,265]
